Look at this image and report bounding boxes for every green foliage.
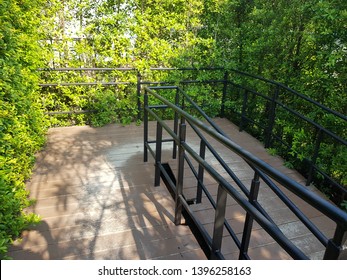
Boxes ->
[266,148,277,156]
[341,200,347,212]
[198,0,346,204]
[0,0,46,258]
[37,0,215,127]
[200,0,347,114]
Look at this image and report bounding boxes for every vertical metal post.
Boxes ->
[174,122,186,225]
[324,226,347,260]
[239,89,248,132]
[211,184,227,259]
[154,121,163,187]
[181,92,185,114]
[196,140,206,204]
[220,71,228,118]
[143,90,148,162]
[239,172,260,260]
[173,87,180,159]
[264,85,279,148]
[137,71,142,121]
[306,129,323,186]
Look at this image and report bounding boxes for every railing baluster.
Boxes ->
[143,90,149,162]
[154,121,163,187]
[137,71,142,121]
[239,172,260,259]
[324,225,347,259]
[196,140,206,204]
[264,85,279,148]
[175,122,186,225]
[211,184,227,259]
[173,87,180,159]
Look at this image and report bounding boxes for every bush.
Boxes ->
[0,0,47,259]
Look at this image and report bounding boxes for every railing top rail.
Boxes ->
[38,66,346,121]
[228,81,346,145]
[38,67,136,71]
[38,66,225,72]
[228,69,347,122]
[39,81,132,87]
[144,86,347,228]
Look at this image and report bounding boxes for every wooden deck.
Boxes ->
[8,118,335,260]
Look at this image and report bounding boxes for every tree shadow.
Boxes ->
[8,122,195,260]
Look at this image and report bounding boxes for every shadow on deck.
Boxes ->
[8,118,336,260]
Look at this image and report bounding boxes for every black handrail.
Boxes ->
[228,68,347,122]
[38,66,347,121]
[174,86,345,248]
[39,66,345,122]
[169,86,330,247]
[225,79,346,199]
[144,85,347,260]
[145,102,308,259]
[227,81,346,146]
[39,66,346,205]
[39,81,133,87]
[37,66,346,122]
[146,86,347,226]
[38,67,136,71]
[38,66,347,124]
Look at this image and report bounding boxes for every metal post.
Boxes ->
[264,85,279,148]
[324,226,347,260]
[196,140,206,204]
[137,71,142,121]
[143,90,148,162]
[174,122,186,225]
[239,172,260,260]
[173,87,180,159]
[306,128,323,186]
[211,184,227,259]
[154,121,163,187]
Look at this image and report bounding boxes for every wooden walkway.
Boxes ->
[8,118,335,260]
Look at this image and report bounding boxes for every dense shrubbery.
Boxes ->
[0,0,46,258]
[198,0,346,207]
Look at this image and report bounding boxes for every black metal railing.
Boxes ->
[223,69,346,205]
[39,67,346,205]
[38,67,224,119]
[143,85,347,260]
